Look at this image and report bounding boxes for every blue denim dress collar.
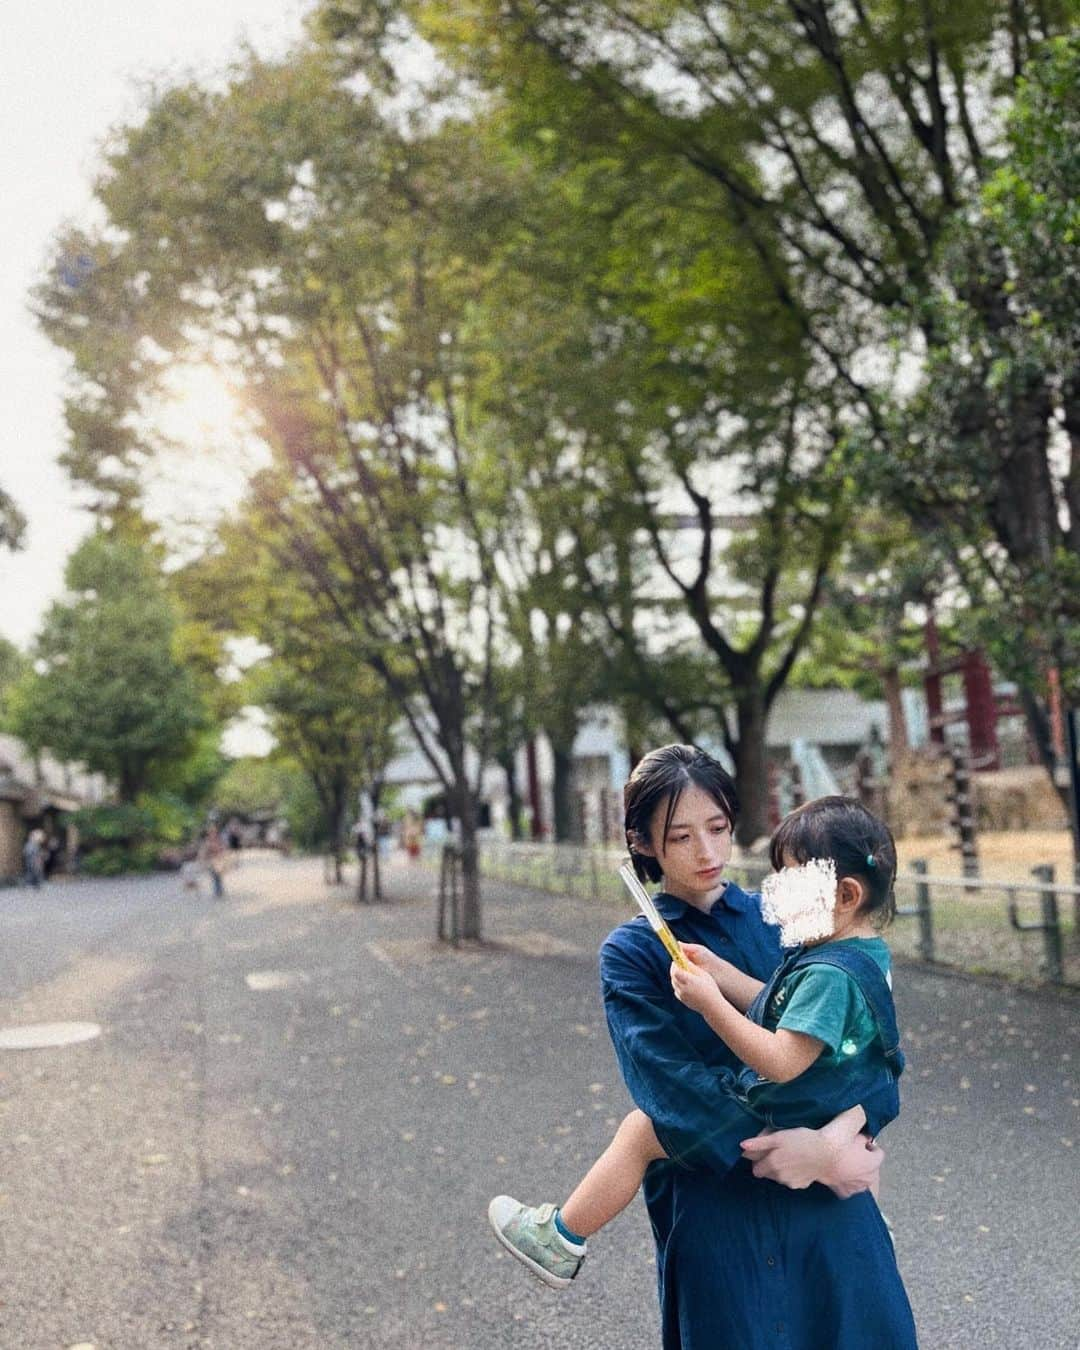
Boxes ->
[653,880,759,923]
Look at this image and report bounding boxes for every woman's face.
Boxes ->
[644,783,733,907]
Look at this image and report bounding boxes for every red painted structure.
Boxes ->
[923,616,1002,770]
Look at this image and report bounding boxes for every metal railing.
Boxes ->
[470,839,1079,987]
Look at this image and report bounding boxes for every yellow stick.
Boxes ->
[618,862,694,970]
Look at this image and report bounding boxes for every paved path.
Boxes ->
[0,854,1077,1348]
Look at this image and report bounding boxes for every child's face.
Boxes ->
[761,855,838,947]
[639,784,733,904]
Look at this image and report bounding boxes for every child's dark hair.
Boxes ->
[624,744,739,884]
[769,795,897,925]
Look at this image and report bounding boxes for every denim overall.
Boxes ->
[684,942,905,1169]
[739,943,905,1139]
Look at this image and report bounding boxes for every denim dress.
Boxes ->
[600,883,918,1350]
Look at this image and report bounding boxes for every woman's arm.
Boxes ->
[680,943,764,1012]
[601,935,762,1173]
[670,961,824,1082]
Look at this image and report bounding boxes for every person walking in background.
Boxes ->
[43,832,63,878]
[22,828,46,889]
[401,810,422,860]
[351,818,371,863]
[198,825,227,898]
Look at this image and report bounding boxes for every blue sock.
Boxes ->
[554,1208,587,1248]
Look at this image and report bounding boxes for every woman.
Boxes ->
[602,745,915,1348]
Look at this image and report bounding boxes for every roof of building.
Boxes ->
[0,734,108,808]
[764,688,887,747]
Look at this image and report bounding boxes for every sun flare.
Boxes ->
[156,363,245,449]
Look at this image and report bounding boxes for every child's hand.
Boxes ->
[680,943,726,980]
[670,960,723,1014]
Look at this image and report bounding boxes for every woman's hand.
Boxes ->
[670,959,724,1015]
[740,1125,884,1198]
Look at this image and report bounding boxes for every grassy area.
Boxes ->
[896,829,1077,883]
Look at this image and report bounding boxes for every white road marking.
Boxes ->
[0,1021,102,1050]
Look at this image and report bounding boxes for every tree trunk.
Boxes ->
[456,783,482,940]
[551,743,575,843]
[119,762,140,804]
[882,667,911,766]
[1018,685,1072,816]
[733,695,770,846]
[331,781,349,885]
[526,737,544,838]
[499,751,523,840]
[371,778,384,900]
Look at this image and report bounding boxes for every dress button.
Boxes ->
[766,1256,775,1267]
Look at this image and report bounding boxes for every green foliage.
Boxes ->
[888,32,1080,698]
[211,754,327,847]
[0,485,26,551]
[375,0,1080,743]
[152,726,229,807]
[280,771,328,851]
[211,756,293,817]
[0,637,28,729]
[9,531,208,801]
[72,791,198,875]
[36,1,1080,856]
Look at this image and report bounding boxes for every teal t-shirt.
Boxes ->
[763,935,892,1066]
[742,936,897,1131]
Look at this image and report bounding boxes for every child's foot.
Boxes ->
[487,1196,586,1289]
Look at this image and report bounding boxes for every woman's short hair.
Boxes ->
[624,744,739,883]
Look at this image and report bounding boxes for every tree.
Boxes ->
[428,73,854,840]
[247,656,399,883]
[792,513,955,763]
[884,34,1080,783]
[0,485,25,551]
[8,531,205,801]
[35,53,521,938]
[174,512,403,884]
[0,637,28,729]
[328,0,1080,823]
[212,755,323,850]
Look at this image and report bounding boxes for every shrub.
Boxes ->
[72,794,198,875]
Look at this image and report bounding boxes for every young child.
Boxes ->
[489,791,904,1289]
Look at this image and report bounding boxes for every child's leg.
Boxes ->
[559,1108,667,1238]
[487,1109,668,1289]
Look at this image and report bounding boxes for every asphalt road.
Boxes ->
[1,853,1077,1349]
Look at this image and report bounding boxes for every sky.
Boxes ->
[0,0,314,651]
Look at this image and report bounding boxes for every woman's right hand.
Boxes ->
[740,1125,884,1198]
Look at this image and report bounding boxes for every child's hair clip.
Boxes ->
[866,853,877,869]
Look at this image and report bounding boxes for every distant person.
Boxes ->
[43,833,63,878]
[22,829,46,889]
[351,819,371,861]
[226,818,243,851]
[197,826,227,898]
[401,811,422,860]
[374,810,391,858]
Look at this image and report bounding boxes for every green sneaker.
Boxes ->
[487,1196,586,1289]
